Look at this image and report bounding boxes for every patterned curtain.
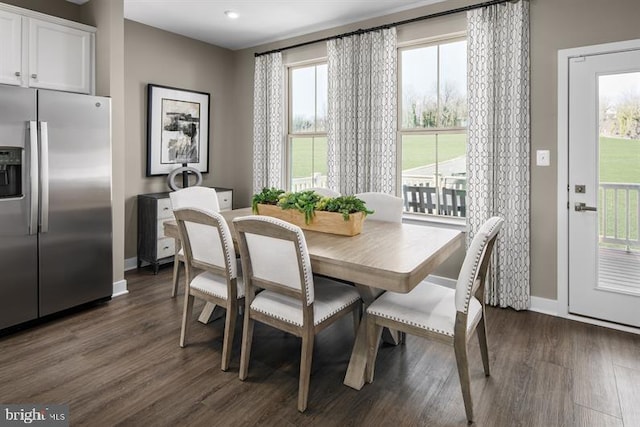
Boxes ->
[253,52,284,193]
[467,0,530,310]
[327,28,397,195]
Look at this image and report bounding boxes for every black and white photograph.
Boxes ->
[147,84,210,176]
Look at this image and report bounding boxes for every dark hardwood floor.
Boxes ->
[1,266,639,426]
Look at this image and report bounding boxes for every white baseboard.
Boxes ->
[428,279,639,335]
[112,279,128,297]
[124,257,137,272]
[529,296,559,316]
[529,296,639,335]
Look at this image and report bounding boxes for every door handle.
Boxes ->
[40,121,49,233]
[575,202,597,212]
[29,121,39,235]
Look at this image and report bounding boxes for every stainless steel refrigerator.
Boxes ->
[0,85,112,331]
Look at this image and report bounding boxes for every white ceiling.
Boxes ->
[120,0,447,51]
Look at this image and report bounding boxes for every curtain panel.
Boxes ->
[467,0,530,310]
[253,52,284,194]
[326,28,397,195]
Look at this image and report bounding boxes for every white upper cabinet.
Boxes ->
[28,18,91,93]
[0,10,22,86]
[0,5,94,94]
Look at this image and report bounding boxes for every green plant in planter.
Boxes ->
[277,190,323,224]
[252,188,374,224]
[251,187,285,213]
[324,196,374,221]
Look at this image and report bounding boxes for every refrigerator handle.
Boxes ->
[40,121,49,233]
[29,121,39,235]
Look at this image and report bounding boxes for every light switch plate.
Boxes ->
[536,150,550,166]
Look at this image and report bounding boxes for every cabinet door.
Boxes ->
[0,10,22,86]
[28,18,91,93]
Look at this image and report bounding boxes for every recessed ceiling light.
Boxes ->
[224,10,239,19]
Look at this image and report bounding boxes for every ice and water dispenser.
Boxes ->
[0,147,22,198]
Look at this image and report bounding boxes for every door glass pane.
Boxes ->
[598,72,640,292]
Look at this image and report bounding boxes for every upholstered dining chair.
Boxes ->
[307,187,341,198]
[365,216,504,423]
[169,186,220,297]
[174,207,242,371]
[233,215,361,412]
[354,192,403,223]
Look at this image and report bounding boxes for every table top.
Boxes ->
[165,207,464,293]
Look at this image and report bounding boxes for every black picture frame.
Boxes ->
[146,84,210,176]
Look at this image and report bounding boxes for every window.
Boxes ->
[400,38,468,218]
[288,63,328,191]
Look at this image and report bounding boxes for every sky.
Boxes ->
[599,72,640,104]
[290,39,468,122]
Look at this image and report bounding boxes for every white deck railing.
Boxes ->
[291,173,328,192]
[600,183,640,250]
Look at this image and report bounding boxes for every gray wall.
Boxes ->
[229,0,640,298]
[528,0,640,299]
[123,20,236,259]
[80,0,125,283]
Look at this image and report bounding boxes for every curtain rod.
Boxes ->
[254,0,515,57]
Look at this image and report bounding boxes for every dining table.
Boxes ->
[164,207,464,390]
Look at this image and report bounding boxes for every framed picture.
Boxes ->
[146,84,210,176]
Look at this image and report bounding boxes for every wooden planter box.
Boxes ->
[256,204,365,236]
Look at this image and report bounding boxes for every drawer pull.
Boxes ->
[15,71,21,77]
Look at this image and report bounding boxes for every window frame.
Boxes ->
[397,34,468,223]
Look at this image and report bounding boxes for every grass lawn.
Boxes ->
[599,136,640,183]
[599,136,640,242]
[401,133,466,171]
[290,134,467,178]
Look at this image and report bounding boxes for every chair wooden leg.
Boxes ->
[171,259,181,297]
[365,315,383,384]
[221,300,237,372]
[298,332,315,412]
[239,312,254,381]
[476,316,490,376]
[454,333,474,423]
[179,293,194,347]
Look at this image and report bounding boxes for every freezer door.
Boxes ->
[0,85,38,330]
[37,90,112,316]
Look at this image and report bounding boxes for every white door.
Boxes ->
[568,49,640,328]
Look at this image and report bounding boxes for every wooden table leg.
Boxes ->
[198,303,225,324]
[343,284,401,389]
[344,310,368,390]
